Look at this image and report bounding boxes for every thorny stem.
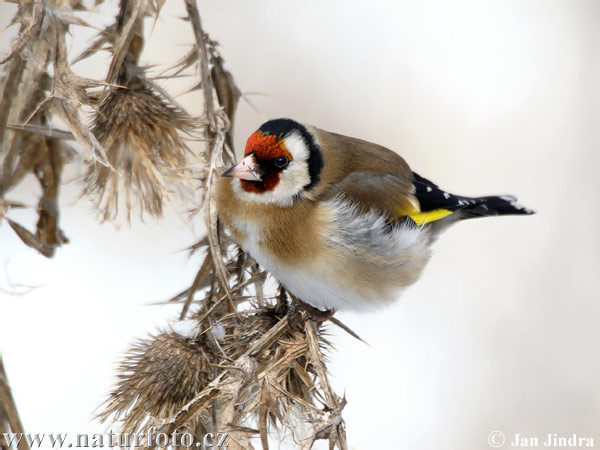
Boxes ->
[0,2,46,196]
[0,356,31,450]
[105,0,146,86]
[0,55,26,195]
[305,321,348,450]
[185,0,216,131]
[203,127,236,313]
[185,0,239,318]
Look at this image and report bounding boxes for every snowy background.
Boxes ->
[1,1,599,448]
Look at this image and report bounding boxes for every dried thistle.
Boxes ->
[100,296,347,449]
[0,0,99,257]
[99,330,212,440]
[78,0,204,221]
[83,79,199,221]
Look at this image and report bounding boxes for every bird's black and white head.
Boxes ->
[222,119,323,207]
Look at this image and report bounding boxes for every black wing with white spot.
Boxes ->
[412,172,534,219]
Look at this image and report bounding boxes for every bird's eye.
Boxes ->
[274,156,290,169]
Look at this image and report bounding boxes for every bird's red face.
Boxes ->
[224,130,293,194]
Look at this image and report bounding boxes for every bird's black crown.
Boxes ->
[259,118,323,191]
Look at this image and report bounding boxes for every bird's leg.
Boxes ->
[274,284,289,318]
[301,303,336,322]
[287,296,336,330]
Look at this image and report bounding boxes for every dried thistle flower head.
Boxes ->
[83,80,199,221]
[99,329,211,437]
[100,299,348,448]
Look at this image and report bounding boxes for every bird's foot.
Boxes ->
[272,286,335,330]
[287,301,336,331]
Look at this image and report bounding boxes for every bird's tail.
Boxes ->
[417,193,534,237]
[409,173,534,236]
[457,195,535,219]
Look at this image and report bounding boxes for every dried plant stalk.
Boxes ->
[0,0,106,256]
[0,356,31,450]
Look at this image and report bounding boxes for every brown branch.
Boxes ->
[305,321,348,449]
[105,0,146,85]
[0,356,31,450]
[185,0,216,130]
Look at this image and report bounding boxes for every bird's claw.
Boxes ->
[287,301,335,331]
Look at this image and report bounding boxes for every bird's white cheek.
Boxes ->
[277,161,311,196]
[230,161,310,208]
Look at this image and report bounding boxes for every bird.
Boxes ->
[216,118,534,313]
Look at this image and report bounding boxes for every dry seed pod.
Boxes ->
[99,329,211,438]
[84,80,198,221]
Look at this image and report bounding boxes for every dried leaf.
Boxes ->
[0,1,44,65]
[71,23,117,65]
[105,0,147,85]
[7,219,52,258]
[6,123,75,141]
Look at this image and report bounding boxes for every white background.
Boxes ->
[1,1,599,449]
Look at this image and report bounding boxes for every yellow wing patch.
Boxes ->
[408,209,453,225]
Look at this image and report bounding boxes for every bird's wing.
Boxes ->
[328,171,484,225]
[311,126,473,224]
[326,172,419,220]
[412,172,463,206]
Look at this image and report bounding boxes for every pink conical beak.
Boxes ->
[222,154,263,181]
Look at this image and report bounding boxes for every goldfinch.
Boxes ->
[216,119,533,312]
